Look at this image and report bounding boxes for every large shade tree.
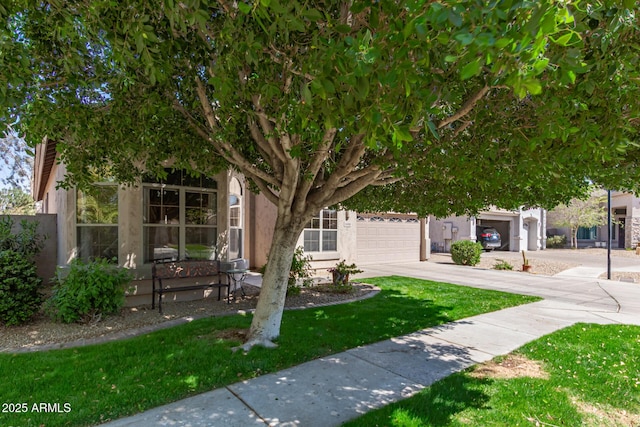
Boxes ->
[2,0,639,349]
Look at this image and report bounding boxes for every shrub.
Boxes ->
[259,247,313,296]
[287,247,313,296]
[450,240,483,266]
[0,217,46,326]
[0,250,43,326]
[493,259,514,270]
[327,260,363,292]
[546,235,567,248]
[46,258,132,324]
[0,216,45,257]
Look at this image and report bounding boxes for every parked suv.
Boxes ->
[476,226,501,251]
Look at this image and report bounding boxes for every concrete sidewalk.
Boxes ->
[101,262,640,427]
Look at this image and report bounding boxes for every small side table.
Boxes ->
[225,268,248,300]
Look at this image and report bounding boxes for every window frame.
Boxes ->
[76,184,119,263]
[228,177,243,260]
[577,225,598,240]
[142,171,218,263]
[303,209,338,253]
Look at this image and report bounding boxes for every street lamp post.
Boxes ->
[607,189,611,280]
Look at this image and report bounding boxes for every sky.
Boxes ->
[0,125,32,191]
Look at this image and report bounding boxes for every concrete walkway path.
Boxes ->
[101,262,640,427]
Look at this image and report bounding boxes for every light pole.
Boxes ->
[607,189,611,280]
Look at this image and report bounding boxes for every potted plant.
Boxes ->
[521,250,532,272]
[328,260,363,286]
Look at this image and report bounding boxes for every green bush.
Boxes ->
[493,259,514,270]
[46,258,132,324]
[0,216,45,257]
[259,247,313,296]
[0,217,46,326]
[450,240,483,266]
[0,250,43,326]
[546,235,567,248]
[287,247,313,296]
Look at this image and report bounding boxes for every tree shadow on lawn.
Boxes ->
[394,373,492,426]
[345,371,492,426]
[277,288,458,358]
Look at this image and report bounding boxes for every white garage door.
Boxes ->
[356,215,421,265]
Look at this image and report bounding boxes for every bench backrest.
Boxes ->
[152,260,221,280]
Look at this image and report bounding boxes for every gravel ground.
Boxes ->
[475,253,579,275]
[431,252,579,276]
[475,248,640,282]
[0,283,377,353]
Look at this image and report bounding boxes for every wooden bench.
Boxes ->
[152,260,230,314]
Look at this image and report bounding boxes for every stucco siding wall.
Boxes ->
[120,185,143,273]
[247,192,276,269]
[337,211,357,264]
[429,215,473,253]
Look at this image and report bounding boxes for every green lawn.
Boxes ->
[345,323,640,427]
[0,276,539,427]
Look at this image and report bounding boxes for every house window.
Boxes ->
[577,226,597,240]
[229,177,243,260]
[304,209,337,252]
[76,185,119,262]
[143,170,217,262]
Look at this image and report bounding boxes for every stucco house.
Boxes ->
[546,191,640,249]
[605,192,640,249]
[429,207,547,253]
[33,139,430,304]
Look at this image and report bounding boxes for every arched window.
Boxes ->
[229,177,243,260]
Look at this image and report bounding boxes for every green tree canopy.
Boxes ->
[2,0,639,347]
[0,187,35,215]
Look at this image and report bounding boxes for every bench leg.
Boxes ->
[218,285,231,304]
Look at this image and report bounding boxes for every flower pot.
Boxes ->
[522,264,532,272]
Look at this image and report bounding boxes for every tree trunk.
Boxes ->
[240,213,304,350]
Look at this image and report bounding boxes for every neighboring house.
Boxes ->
[33,140,429,304]
[429,207,547,253]
[547,191,640,249]
[605,192,640,249]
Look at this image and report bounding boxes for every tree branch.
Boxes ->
[252,94,287,164]
[438,85,491,129]
[195,76,220,130]
[247,118,284,181]
[249,175,280,206]
[320,167,383,208]
[324,134,366,190]
[296,128,337,202]
[171,98,213,142]
[264,46,316,81]
[192,78,281,188]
